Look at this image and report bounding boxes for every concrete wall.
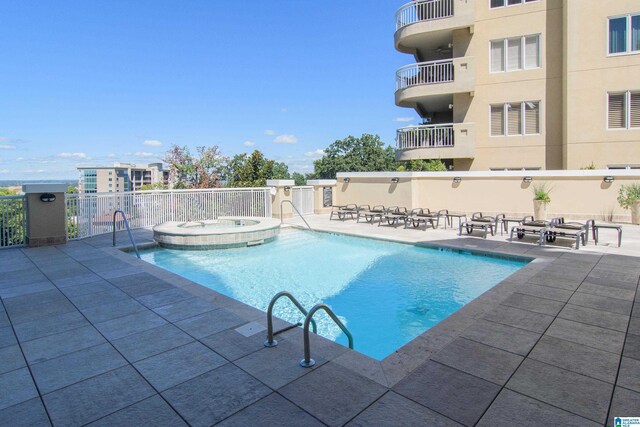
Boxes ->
[23,184,67,247]
[335,171,640,222]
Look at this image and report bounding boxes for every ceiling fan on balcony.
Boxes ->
[434,43,453,54]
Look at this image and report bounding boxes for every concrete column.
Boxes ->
[22,183,68,247]
[307,179,337,214]
[266,179,294,219]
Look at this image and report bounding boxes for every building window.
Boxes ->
[608,91,640,129]
[491,101,540,136]
[490,35,540,72]
[490,0,538,9]
[609,14,640,55]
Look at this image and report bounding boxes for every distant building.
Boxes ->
[77,162,169,193]
[393,0,640,170]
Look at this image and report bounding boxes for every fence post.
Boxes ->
[266,180,294,219]
[306,180,337,214]
[22,183,68,247]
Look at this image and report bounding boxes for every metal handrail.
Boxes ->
[396,124,455,150]
[396,59,454,90]
[264,291,317,348]
[112,210,141,259]
[300,303,353,368]
[395,0,454,31]
[280,200,312,230]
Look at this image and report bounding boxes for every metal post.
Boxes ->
[300,304,353,368]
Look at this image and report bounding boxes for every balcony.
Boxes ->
[395,57,475,108]
[395,123,475,161]
[395,0,475,54]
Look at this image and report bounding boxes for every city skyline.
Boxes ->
[0,1,412,180]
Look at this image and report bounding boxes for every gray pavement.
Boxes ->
[0,217,638,426]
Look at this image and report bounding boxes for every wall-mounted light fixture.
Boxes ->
[453,177,462,183]
[523,176,533,183]
[603,176,614,183]
[39,193,56,203]
[343,177,350,183]
[284,186,291,191]
[391,177,399,183]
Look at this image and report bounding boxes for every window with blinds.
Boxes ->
[491,105,505,136]
[609,91,640,129]
[491,101,540,136]
[631,92,640,128]
[608,93,626,129]
[491,41,505,72]
[507,103,522,135]
[491,35,540,72]
[491,0,539,8]
[524,36,540,69]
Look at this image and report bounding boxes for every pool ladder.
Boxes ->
[280,200,312,231]
[264,291,354,368]
[112,210,141,259]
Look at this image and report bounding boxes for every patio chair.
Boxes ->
[405,208,442,229]
[496,214,534,235]
[378,206,409,227]
[357,205,386,224]
[329,204,357,221]
[458,212,497,239]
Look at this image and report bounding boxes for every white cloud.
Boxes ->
[264,129,276,136]
[16,157,24,161]
[0,169,8,173]
[143,139,163,147]
[0,144,16,150]
[0,137,7,142]
[273,134,298,144]
[304,149,325,158]
[133,151,156,158]
[393,117,415,122]
[107,153,117,158]
[243,140,255,147]
[57,152,89,159]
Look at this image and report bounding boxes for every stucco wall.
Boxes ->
[335,171,640,222]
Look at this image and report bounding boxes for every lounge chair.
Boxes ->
[378,206,409,227]
[510,218,556,244]
[329,204,357,221]
[405,208,442,229]
[459,212,497,238]
[542,218,595,249]
[357,205,386,224]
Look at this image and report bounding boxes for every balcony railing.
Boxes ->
[396,59,454,91]
[395,0,454,31]
[396,124,454,150]
[0,195,27,248]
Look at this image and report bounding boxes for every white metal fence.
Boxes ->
[0,196,27,248]
[395,0,454,31]
[66,188,272,240]
[292,186,314,215]
[396,60,454,91]
[396,124,455,150]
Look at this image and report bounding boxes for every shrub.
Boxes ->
[617,183,640,209]
[532,183,551,203]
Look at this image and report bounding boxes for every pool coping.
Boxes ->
[114,225,558,388]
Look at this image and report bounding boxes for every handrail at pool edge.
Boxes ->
[264,291,317,348]
[280,200,312,230]
[300,303,353,368]
[112,210,141,259]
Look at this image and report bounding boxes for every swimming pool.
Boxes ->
[140,230,527,360]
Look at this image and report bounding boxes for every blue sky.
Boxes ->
[0,1,417,180]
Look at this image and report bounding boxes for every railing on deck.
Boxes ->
[396,60,454,91]
[66,188,272,240]
[396,124,455,150]
[0,196,27,248]
[291,186,314,215]
[395,0,454,31]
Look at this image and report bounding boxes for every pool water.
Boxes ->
[140,230,526,360]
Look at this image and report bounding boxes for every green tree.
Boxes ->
[138,182,167,191]
[397,159,447,172]
[164,145,228,189]
[0,188,18,196]
[66,185,79,194]
[292,172,306,186]
[226,150,288,187]
[313,134,397,179]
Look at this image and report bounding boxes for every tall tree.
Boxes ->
[226,150,290,187]
[313,134,397,179]
[164,145,227,189]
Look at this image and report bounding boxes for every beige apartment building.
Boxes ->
[394,0,640,170]
[78,162,168,193]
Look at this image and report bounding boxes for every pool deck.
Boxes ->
[0,214,639,426]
